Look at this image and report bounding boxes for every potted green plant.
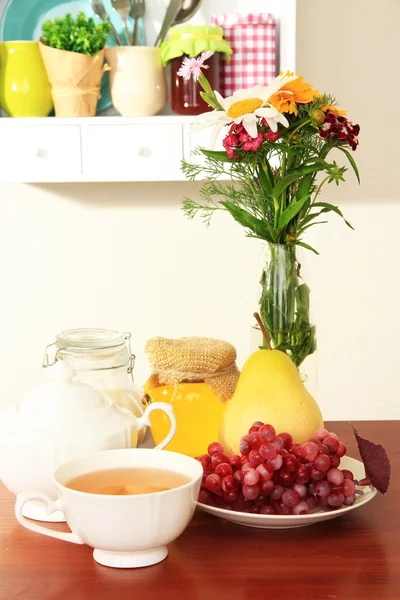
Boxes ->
[39,12,111,117]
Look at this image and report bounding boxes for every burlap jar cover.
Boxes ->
[39,42,108,117]
[145,336,240,402]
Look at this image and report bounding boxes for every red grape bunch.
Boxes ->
[197,423,358,515]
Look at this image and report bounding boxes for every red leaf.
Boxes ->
[352,425,391,494]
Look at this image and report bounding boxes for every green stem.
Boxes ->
[278,152,288,232]
[287,119,312,141]
[313,174,330,201]
[273,199,280,229]
[259,243,316,368]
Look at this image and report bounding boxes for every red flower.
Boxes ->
[264,130,280,142]
[223,132,239,159]
[239,131,264,151]
[319,112,360,150]
[224,133,239,148]
[225,146,238,159]
[229,123,245,136]
[261,118,280,142]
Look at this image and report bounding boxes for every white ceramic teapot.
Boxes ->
[0,361,176,522]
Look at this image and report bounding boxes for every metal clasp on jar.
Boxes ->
[42,332,136,383]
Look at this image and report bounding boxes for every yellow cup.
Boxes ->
[0,41,53,117]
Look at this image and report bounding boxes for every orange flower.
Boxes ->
[323,103,347,116]
[314,92,347,115]
[268,71,317,115]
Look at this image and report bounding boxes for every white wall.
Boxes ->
[0,181,262,409]
[295,0,400,420]
[0,0,399,422]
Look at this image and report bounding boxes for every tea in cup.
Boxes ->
[15,448,203,568]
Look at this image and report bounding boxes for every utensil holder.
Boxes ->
[105,46,167,117]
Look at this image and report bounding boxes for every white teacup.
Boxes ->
[15,448,203,569]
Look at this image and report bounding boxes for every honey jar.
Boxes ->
[143,336,240,457]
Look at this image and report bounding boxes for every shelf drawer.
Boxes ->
[0,124,82,181]
[86,123,184,181]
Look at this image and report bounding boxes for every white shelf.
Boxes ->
[0,116,196,183]
[0,0,297,183]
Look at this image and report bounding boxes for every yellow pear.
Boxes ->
[219,348,323,454]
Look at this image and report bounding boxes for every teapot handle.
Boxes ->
[135,403,176,450]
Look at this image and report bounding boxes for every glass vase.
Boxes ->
[253,243,318,396]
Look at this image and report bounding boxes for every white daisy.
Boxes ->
[192,72,298,143]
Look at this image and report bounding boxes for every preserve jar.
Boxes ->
[143,336,240,457]
[161,25,232,116]
[170,52,220,116]
[43,329,145,445]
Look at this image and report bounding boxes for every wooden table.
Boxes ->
[0,421,399,600]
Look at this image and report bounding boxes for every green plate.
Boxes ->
[0,0,132,114]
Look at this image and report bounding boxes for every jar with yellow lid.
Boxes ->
[160,25,232,116]
[143,336,240,457]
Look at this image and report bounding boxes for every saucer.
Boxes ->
[93,546,168,568]
[22,499,65,523]
[197,456,377,529]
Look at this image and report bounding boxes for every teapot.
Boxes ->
[0,361,176,522]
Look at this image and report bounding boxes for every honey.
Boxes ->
[145,380,226,458]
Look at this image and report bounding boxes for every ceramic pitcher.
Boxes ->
[105,46,167,117]
[0,41,53,117]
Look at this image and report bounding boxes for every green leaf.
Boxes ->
[277,195,310,229]
[272,173,301,201]
[199,91,222,112]
[201,149,234,164]
[287,162,331,178]
[297,175,314,199]
[257,163,273,197]
[220,201,271,241]
[198,72,214,98]
[272,163,329,201]
[299,220,329,234]
[41,11,110,55]
[295,241,320,255]
[298,210,323,228]
[337,147,361,184]
[301,157,329,166]
[313,201,354,230]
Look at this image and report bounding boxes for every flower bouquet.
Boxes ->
[180,53,360,369]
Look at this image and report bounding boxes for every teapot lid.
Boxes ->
[10,361,134,440]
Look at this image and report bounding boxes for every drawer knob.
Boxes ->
[136,147,151,158]
[33,148,49,159]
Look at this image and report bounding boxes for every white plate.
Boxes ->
[197,456,377,529]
